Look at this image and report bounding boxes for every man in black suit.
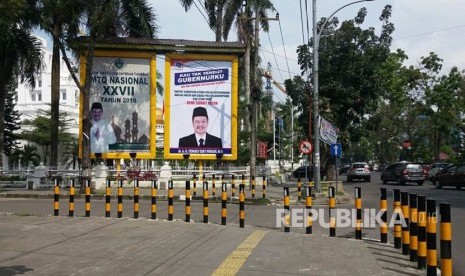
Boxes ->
[179,107,223,148]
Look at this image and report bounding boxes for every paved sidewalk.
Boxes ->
[0,214,424,276]
[0,185,432,275]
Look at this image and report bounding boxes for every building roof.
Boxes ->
[73,37,246,55]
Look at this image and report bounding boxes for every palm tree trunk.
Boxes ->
[50,31,61,169]
[215,1,224,42]
[243,41,251,133]
[0,87,6,173]
[80,38,96,193]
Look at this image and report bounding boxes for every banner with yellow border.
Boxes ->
[79,51,157,159]
[164,53,238,160]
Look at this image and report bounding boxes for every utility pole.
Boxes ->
[240,5,278,180]
[249,5,261,181]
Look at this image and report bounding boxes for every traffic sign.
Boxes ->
[299,140,313,154]
[330,143,342,157]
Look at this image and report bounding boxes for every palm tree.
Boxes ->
[40,0,157,170]
[38,0,83,169]
[0,0,43,172]
[179,0,275,42]
[47,0,157,189]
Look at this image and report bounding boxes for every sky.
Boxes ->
[151,0,465,102]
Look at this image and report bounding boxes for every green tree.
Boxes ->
[4,86,22,156]
[20,108,76,165]
[10,144,41,169]
[0,0,43,172]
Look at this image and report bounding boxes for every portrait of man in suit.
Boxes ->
[178,107,223,148]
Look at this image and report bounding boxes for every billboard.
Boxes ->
[319,116,338,145]
[164,53,238,160]
[79,51,157,159]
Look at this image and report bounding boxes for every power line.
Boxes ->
[265,32,284,81]
[193,0,211,29]
[393,24,465,41]
[278,20,292,80]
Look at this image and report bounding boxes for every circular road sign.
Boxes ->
[299,140,313,154]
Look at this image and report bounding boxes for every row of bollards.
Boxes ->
[277,184,453,275]
[53,178,246,228]
[373,187,451,275]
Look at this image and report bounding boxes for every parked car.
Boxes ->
[434,163,465,189]
[427,163,451,182]
[292,166,313,180]
[380,162,426,185]
[347,162,371,182]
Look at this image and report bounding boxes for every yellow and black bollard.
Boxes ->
[117,179,123,218]
[355,187,362,240]
[251,176,256,198]
[85,179,91,217]
[393,189,402,249]
[409,193,418,262]
[133,179,139,219]
[329,186,336,237]
[297,178,302,202]
[203,181,209,223]
[212,174,216,197]
[185,180,191,222]
[53,178,60,216]
[283,186,290,233]
[231,174,236,197]
[193,174,197,197]
[401,191,410,255]
[151,180,157,220]
[440,203,452,276]
[68,179,75,217]
[380,188,388,243]
[417,195,427,270]
[221,177,227,226]
[105,179,111,218]
[306,186,312,234]
[239,184,245,228]
[168,180,174,221]
[426,199,437,276]
[262,176,267,198]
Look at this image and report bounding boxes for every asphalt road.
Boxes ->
[342,171,465,275]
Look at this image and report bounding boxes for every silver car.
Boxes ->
[347,162,371,182]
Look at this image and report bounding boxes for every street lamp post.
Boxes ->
[312,0,374,193]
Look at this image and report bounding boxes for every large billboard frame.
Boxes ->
[164,53,238,160]
[78,50,157,160]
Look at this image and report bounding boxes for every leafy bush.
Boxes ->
[0,175,26,181]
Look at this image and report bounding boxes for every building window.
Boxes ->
[61,89,67,101]
[31,90,42,102]
[38,76,42,88]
